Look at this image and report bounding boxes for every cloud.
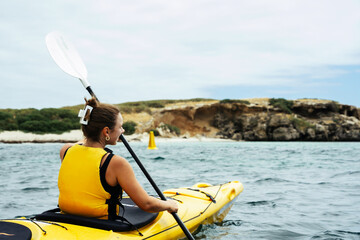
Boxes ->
[83,1,360,84]
[0,0,359,108]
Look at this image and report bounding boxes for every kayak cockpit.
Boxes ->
[34,198,158,232]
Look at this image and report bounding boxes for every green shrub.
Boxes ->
[50,120,76,132]
[16,110,45,125]
[0,108,79,133]
[149,129,160,136]
[19,120,50,133]
[119,106,133,113]
[220,99,250,104]
[0,120,18,131]
[147,102,165,108]
[162,124,180,135]
[269,98,294,113]
[0,111,18,131]
[123,121,137,135]
[134,106,147,113]
[291,117,315,131]
[0,111,12,121]
[40,108,76,120]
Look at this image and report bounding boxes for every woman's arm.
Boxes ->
[108,155,178,213]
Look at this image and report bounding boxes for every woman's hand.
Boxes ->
[166,199,178,213]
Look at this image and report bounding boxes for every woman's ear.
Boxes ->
[102,126,110,136]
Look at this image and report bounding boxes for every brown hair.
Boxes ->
[81,97,120,142]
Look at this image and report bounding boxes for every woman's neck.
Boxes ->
[83,138,105,148]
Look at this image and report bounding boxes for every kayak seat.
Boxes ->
[34,198,158,232]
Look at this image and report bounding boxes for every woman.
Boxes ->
[58,97,178,220]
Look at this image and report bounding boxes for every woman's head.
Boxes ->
[80,97,124,144]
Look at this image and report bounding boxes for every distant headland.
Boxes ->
[1,98,359,143]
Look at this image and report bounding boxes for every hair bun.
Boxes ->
[84,97,99,108]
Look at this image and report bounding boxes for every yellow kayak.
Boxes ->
[1,181,243,240]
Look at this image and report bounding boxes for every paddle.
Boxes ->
[45,31,195,240]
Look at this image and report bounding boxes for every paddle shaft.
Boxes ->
[46,33,193,238]
[86,86,99,102]
[86,86,195,240]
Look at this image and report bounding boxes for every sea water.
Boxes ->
[0,141,359,239]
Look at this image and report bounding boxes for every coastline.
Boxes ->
[0,130,83,143]
[0,130,234,144]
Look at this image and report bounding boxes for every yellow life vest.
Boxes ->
[58,144,121,219]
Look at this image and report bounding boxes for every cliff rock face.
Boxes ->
[150,100,360,141]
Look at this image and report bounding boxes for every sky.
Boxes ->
[0,0,359,109]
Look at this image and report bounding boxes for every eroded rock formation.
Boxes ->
[148,100,360,141]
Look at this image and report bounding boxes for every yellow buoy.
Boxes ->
[147,131,157,150]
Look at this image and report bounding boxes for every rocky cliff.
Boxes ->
[125,99,360,141]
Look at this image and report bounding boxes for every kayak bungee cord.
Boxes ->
[29,219,47,235]
[185,188,217,203]
[45,31,195,240]
[185,184,223,218]
[11,218,67,236]
[142,184,223,239]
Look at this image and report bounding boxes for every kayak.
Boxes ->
[0,181,243,240]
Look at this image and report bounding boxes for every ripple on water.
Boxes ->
[262,229,307,239]
[21,187,50,192]
[311,230,360,239]
[254,177,292,184]
[245,200,277,208]
[218,220,243,226]
[330,170,360,178]
[2,201,21,209]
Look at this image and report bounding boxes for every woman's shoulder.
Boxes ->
[61,143,74,150]
[109,154,131,169]
[60,143,74,161]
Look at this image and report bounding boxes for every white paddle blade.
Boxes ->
[46,31,90,88]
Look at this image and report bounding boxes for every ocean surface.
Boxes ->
[0,141,359,239]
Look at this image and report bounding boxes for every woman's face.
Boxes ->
[108,113,125,145]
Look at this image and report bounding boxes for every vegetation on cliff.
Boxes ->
[0,108,139,134]
[0,98,213,135]
[219,99,250,105]
[122,121,137,135]
[116,98,215,114]
[1,98,359,141]
[269,98,294,113]
[0,108,79,134]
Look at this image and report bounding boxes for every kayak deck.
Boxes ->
[1,181,243,240]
